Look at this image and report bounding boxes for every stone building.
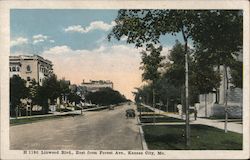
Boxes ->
[9,55,53,86]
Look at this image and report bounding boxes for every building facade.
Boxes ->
[9,55,53,86]
[81,80,113,92]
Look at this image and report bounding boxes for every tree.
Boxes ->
[190,46,221,117]
[140,44,165,124]
[27,79,39,115]
[134,85,153,105]
[190,10,243,132]
[155,76,181,112]
[59,78,71,103]
[229,60,243,89]
[42,74,61,104]
[10,75,29,117]
[109,9,243,143]
[109,9,202,146]
[68,92,81,104]
[85,88,127,106]
[33,74,61,113]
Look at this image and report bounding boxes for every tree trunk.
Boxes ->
[224,64,229,133]
[184,39,190,147]
[205,94,207,117]
[153,88,156,125]
[166,98,169,112]
[181,85,184,119]
[215,64,220,103]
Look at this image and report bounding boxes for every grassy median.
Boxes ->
[140,116,184,123]
[143,124,242,150]
[137,106,154,112]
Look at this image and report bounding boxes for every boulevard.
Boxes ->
[10,103,142,150]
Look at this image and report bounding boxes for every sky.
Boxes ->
[10,9,184,100]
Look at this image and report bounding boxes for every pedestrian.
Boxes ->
[194,106,197,120]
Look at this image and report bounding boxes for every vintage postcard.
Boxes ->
[0,0,249,159]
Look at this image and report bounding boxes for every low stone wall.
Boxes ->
[211,103,242,118]
[227,104,242,118]
[197,102,242,118]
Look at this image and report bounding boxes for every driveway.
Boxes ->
[10,103,142,150]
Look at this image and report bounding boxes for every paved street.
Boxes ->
[10,103,142,150]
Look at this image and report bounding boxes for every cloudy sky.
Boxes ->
[10,9,184,100]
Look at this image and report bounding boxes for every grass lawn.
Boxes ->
[200,116,242,120]
[86,106,109,111]
[140,113,165,117]
[137,106,154,112]
[140,116,184,123]
[143,124,242,150]
[10,114,80,126]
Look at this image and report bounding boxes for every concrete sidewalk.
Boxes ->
[10,110,82,120]
[141,104,243,134]
[9,105,111,120]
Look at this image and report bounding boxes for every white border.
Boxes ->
[0,0,249,159]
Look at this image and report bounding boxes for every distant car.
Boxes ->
[109,105,114,110]
[126,109,135,118]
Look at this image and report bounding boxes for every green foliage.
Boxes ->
[10,75,29,116]
[140,44,165,84]
[134,85,153,104]
[191,10,243,65]
[190,46,221,94]
[85,88,127,106]
[155,76,181,105]
[164,40,186,87]
[108,10,198,47]
[59,78,70,95]
[42,74,61,103]
[229,60,243,88]
[68,92,81,104]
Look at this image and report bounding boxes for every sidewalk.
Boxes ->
[10,110,82,120]
[141,104,242,134]
[10,105,112,120]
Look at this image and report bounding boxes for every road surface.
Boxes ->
[10,103,142,150]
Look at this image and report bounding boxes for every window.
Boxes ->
[12,66,16,72]
[9,67,11,72]
[27,77,31,81]
[26,65,31,72]
[16,66,20,72]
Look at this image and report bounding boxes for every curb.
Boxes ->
[137,116,148,150]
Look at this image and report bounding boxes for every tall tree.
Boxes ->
[191,10,243,132]
[108,9,201,146]
[59,78,71,103]
[28,79,39,115]
[190,46,221,117]
[10,75,29,117]
[140,44,165,124]
[42,74,61,104]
